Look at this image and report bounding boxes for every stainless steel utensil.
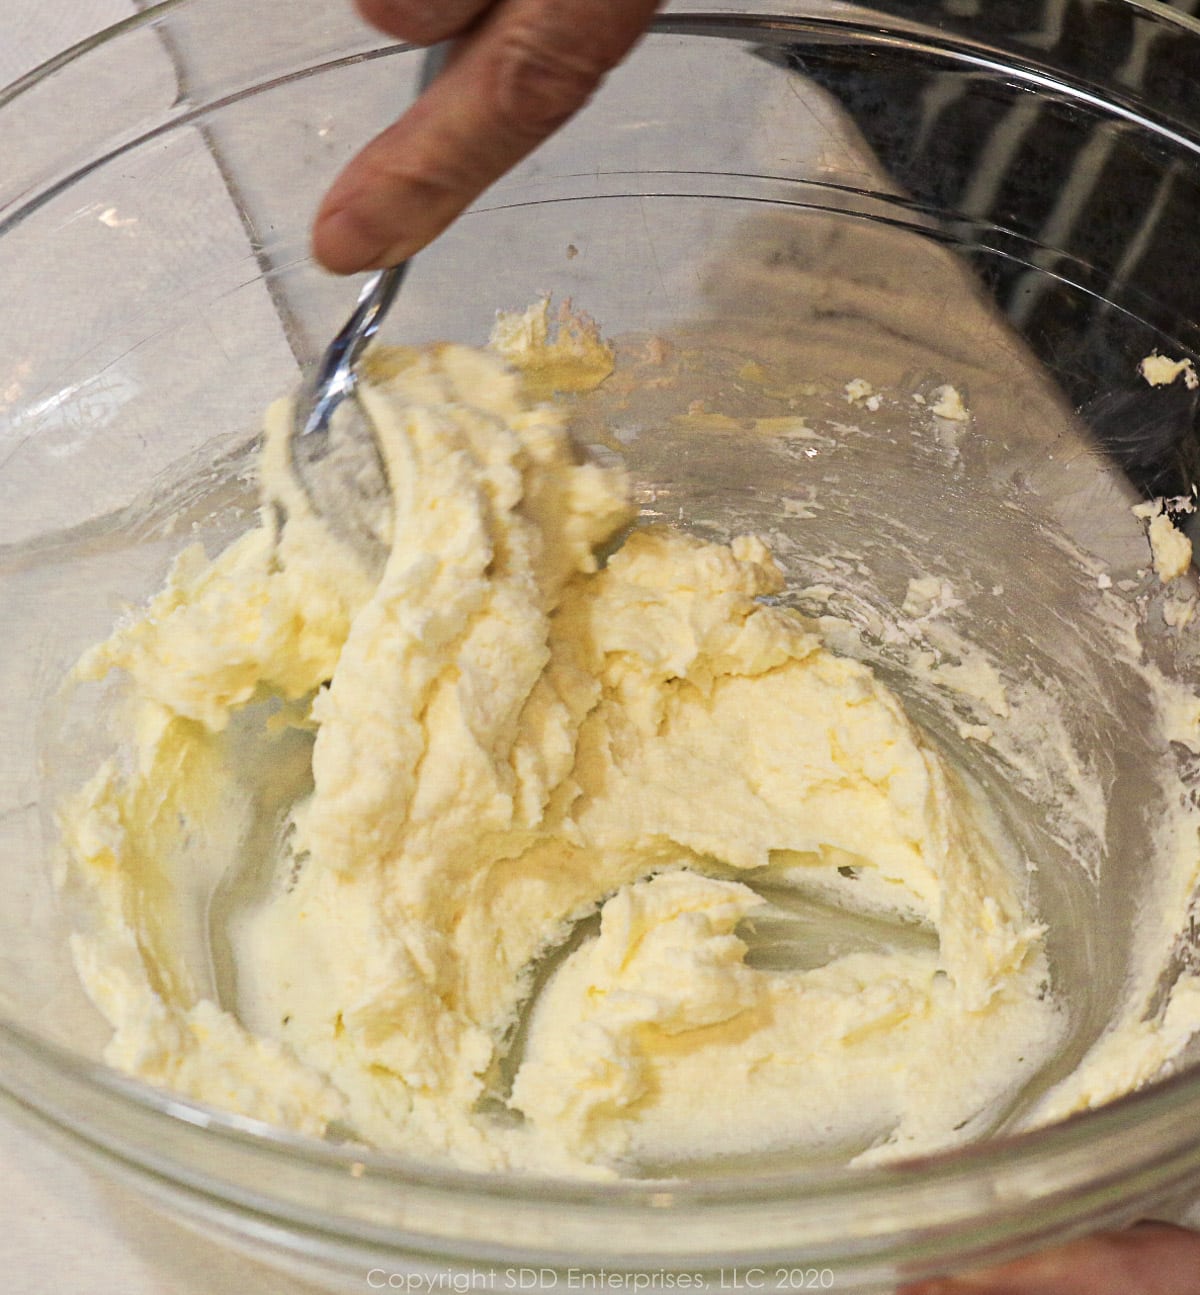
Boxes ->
[288,44,444,569]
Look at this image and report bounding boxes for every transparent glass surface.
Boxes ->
[2,1,1200,1290]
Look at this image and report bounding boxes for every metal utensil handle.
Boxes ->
[299,41,449,438]
[319,264,406,392]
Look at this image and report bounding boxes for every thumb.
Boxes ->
[314,0,662,274]
[898,1222,1200,1295]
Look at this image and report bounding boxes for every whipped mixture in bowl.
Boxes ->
[55,303,1200,1180]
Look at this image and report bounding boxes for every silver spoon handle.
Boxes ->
[298,42,449,439]
[329,41,449,369]
[312,263,406,398]
[298,265,403,438]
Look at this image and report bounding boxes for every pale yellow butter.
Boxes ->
[63,314,1069,1176]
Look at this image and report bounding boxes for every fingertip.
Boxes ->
[355,0,488,45]
[355,0,419,41]
[311,205,389,275]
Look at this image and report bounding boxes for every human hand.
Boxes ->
[313,0,662,273]
[897,1221,1200,1293]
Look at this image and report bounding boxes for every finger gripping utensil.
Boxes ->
[286,44,444,571]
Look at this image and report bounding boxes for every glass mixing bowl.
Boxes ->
[3,0,1200,1289]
